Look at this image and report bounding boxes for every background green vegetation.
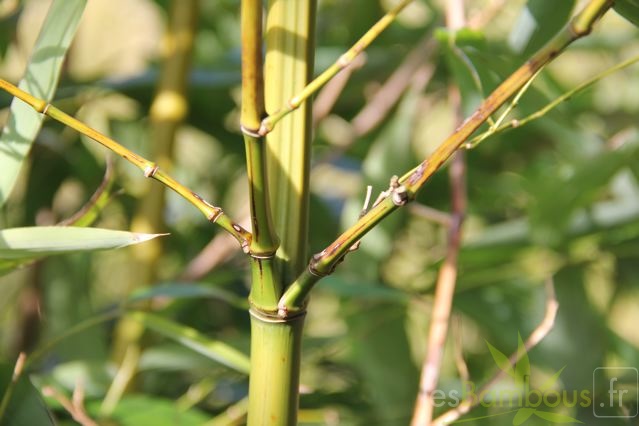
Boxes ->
[0,0,638,424]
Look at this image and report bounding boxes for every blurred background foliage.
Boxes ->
[0,0,638,424]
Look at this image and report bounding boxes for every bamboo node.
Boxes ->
[240,124,262,138]
[143,163,159,178]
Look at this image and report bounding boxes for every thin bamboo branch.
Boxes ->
[0,79,251,249]
[277,0,614,316]
[42,385,98,426]
[411,3,467,423]
[312,53,366,127]
[432,279,559,425]
[258,0,414,136]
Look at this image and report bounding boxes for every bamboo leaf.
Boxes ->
[512,407,536,425]
[127,311,250,374]
[127,283,248,310]
[509,0,576,55]
[533,410,583,423]
[486,340,516,379]
[87,395,209,426]
[0,0,87,206]
[614,0,639,27]
[514,332,530,384]
[0,362,55,426]
[0,226,165,275]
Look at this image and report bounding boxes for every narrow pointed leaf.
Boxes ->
[513,407,536,426]
[0,0,87,205]
[127,283,248,310]
[614,0,639,27]
[0,362,55,426]
[514,332,530,383]
[533,410,583,423]
[540,366,566,392]
[486,340,516,378]
[0,226,165,275]
[127,311,250,374]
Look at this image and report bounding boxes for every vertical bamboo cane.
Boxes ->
[264,0,317,284]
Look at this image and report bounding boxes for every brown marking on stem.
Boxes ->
[408,160,428,186]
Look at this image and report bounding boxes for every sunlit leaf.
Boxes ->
[0,0,87,206]
[0,227,165,275]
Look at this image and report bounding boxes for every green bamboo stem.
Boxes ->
[0,78,251,249]
[241,0,281,314]
[278,0,614,315]
[264,0,316,286]
[247,309,305,426]
[258,0,413,136]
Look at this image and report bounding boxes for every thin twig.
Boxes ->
[411,2,467,422]
[42,385,98,426]
[432,278,559,425]
[452,316,470,384]
[312,53,366,127]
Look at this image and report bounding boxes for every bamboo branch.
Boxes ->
[277,0,614,316]
[432,279,559,425]
[258,0,414,136]
[0,79,251,249]
[411,2,467,423]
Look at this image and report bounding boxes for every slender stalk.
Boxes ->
[278,0,614,315]
[241,0,281,313]
[0,78,251,249]
[258,0,413,136]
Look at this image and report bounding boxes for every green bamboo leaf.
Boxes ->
[0,0,87,206]
[514,332,530,384]
[127,283,248,310]
[509,0,576,56]
[614,0,639,27]
[538,366,567,393]
[0,362,55,426]
[127,311,250,374]
[486,340,516,379]
[87,395,209,426]
[533,410,583,423]
[513,407,536,425]
[0,226,165,275]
